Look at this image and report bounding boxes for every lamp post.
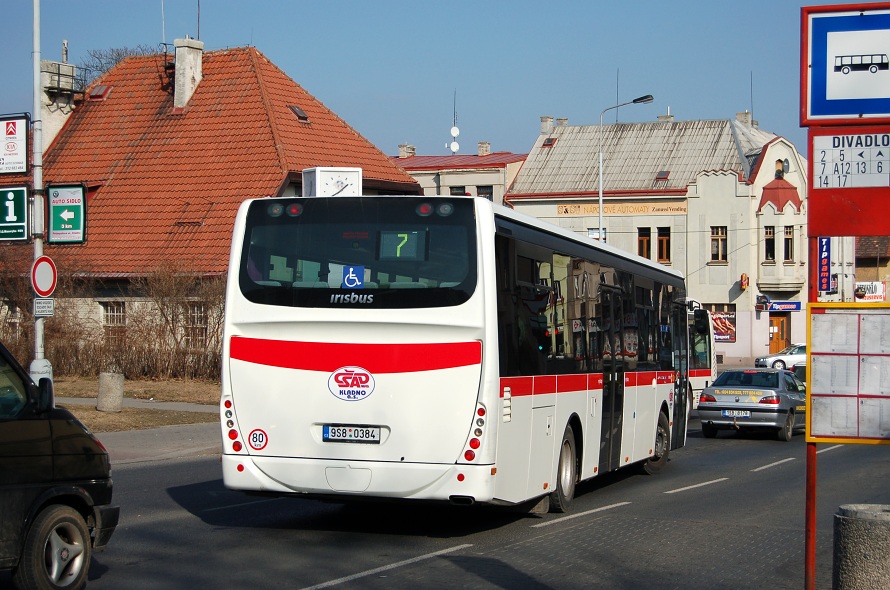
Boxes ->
[598,94,654,242]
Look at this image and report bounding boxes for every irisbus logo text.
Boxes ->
[328,366,376,401]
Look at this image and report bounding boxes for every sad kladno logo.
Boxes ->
[328,366,376,401]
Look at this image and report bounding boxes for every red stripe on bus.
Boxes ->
[689,369,714,378]
[230,336,482,373]
[501,371,677,397]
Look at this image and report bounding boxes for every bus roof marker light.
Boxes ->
[286,203,304,217]
[267,203,284,217]
[416,203,434,217]
[437,203,454,216]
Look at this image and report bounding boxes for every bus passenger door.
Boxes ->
[598,288,624,473]
[671,303,690,449]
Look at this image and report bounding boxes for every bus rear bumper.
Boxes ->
[221,454,497,503]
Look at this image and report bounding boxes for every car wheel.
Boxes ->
[777,411,794,442]
[549,424,577,513]
[642,412,671,474]
[12,504,91,590]
[772,360,786,370]
[701,422,718,438]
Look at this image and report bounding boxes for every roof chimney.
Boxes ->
[174,37,204,108]
[478,141,491,156]
[736,111,755,127]
[398,144,416,158]
[657,106,674,122]
[556,118,568,127]
[540,116,554,134]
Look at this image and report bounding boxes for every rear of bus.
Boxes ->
[220,196,497,503]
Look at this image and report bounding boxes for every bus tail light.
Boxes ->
[459,403,487,464]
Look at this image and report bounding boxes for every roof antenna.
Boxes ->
[197,0,201,40]
[446,90,460,154]
[749,70,754,120]
[161,0,166,46]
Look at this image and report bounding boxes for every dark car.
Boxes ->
[0,341,119,590]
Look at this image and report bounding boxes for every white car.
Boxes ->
[754,344,806,370]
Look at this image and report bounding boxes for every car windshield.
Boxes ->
[712,370,778,389]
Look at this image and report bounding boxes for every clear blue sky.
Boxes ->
[2,0,849,158]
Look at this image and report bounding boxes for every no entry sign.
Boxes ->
[31,255,57,298]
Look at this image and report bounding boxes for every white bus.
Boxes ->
[220,193,707,511]
[687,302,717,408]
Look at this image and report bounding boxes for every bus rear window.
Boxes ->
[238,197,477,309]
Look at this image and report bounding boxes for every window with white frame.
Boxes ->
[783,226,794,262]
[185,302,208,349]
[102,301,127,346]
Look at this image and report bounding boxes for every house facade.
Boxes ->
[390,143,525,206]
[0,38,419,377]
[505,113,814,366]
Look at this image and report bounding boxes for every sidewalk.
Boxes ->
[57,396,222,465]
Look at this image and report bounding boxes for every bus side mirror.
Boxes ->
[693,309,709,335]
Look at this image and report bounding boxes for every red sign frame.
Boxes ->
[807,124,890,236]
[31,255,57,298]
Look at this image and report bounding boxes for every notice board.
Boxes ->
[807,302,890,444]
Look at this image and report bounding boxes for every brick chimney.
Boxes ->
[478,142,491,156]
[398,144,416,158]
[540,116,554,134]
[736,111,758,128]
[174,37,204,108]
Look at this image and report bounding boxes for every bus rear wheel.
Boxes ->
[549,424,577,513]
[641,412,670,475]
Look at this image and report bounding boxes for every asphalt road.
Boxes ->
[39,418,888,590]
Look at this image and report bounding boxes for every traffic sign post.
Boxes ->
[0,186,29,241]
[47,185,85,243]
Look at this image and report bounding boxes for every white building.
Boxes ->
[506,112,823,366]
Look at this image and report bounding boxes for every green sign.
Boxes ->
[0,186,28,241]
[48,185,85,244]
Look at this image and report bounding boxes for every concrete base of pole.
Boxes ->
[833,504,890,590]
[97,372,124,413]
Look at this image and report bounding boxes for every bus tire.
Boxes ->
[549,424,577,513]
[641,412,670,475]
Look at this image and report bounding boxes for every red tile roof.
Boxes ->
[7,47,419,276]
[757,177,802,213]
[391,152,526,171]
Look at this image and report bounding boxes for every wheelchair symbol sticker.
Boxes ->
[342,266,364,289]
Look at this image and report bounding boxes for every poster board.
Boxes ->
[806,302,890,444]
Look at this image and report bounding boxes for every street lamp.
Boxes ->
[598,94,654,242]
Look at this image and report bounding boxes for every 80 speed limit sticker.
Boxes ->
[248,429,268,450]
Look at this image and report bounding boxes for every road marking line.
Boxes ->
[530,501,631,528]
[299,544,473,589]
[751,457,796,472]
[664,478,728,494]
[817,444,843,454]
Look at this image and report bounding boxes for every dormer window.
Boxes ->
[289,105,310,123]
[89,85,112,101]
